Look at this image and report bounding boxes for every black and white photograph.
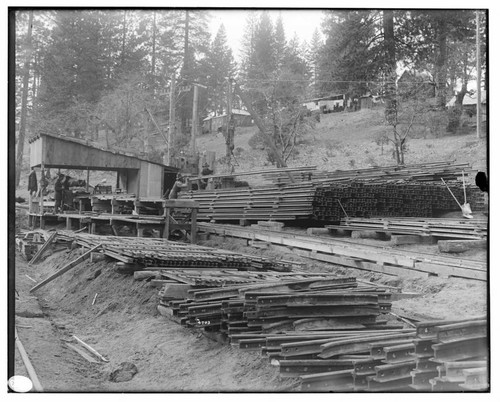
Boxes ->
[7,2,492,395]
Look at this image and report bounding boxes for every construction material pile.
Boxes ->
[181,162,485,223]
[262,161,474,184]
[328,217,487,240]
[313,181,485,221]
[18,230,293,272]
[158,275,403,337]
[182,182,316,222]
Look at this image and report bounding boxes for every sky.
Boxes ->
[209,9,325,62]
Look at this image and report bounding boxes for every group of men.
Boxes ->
[28,168,70,213]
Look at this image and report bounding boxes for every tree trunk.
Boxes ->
[151,11,156,76]
[15,11,34,188]
[383,10,396,71]
[447,52,469,133]
[435,17,448,109]
[180,11,190,134]
[121,11,127,66]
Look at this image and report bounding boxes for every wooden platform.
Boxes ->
[198,223,487,281]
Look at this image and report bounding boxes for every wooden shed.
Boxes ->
[202,109,253,134]
[29,132,177,198]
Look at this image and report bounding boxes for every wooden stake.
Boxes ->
[72,335,109,362]
[30,244,101,293]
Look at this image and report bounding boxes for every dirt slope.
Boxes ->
[15,249,297,392]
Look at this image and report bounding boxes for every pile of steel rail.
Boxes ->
[293,316,487,392]
[158,275,404,336]
[327,217,487,240]
[181,182,316,221]
[411,317,488,391]
[31,231,293,272]
[313,181,485,221]
[262,161,474,184]
[181,178,485,224]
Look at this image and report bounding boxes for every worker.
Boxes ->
[54,173,64,213]
[28,167,37,196]
[36,170,48,198]
[200,163,213,190]
[168,174,186,199]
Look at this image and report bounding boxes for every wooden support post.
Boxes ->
[91,222,96,234]
[190,208,197,243]
[66,217,71,230]
[40,164,45,216]
[86,168,90,192]
[137,226,144,238]
[30,244,102,292]
[163,207,171,239]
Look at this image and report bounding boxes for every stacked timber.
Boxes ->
[262,161,474,185]
[327,217,488,240]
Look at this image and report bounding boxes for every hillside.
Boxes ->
[196,108,488,179]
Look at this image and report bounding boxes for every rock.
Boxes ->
[109,362,138,383]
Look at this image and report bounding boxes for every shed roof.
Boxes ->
[203,109,251,121]
[29,132,175,171]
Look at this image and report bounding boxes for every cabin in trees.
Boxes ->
[303,94,345,113]
[397,69,436,99]
[28,132,178,198]
[446,90,487,125]
[202,109,253,133]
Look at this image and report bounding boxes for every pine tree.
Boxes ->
[274,15,286,71]
[205,24,237,116]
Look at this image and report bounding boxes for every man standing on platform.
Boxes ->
[28,167,37,196]
[54,173,64,213]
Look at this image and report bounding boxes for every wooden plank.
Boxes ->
[65,343,100,364]
[30,244,102,292]
[15,327,44,392]
[28,231,58,265]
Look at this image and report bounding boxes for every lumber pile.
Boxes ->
[326,217,488,240]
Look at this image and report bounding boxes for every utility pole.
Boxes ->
[226,79,233,159]
[190,83,207,156]
[168,73,176,165]
[190,84,199,155]
[476,10,482,138]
